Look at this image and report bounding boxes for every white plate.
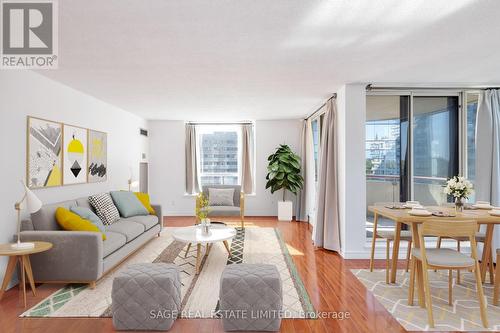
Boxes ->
[489,211,500,217]
[409,210,432,216]
[473,204,494,210]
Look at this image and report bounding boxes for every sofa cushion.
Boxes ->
[110,191,149,218]
[208,188,235,206]
[134,192,156,215]
[103,231,127,257]
[70,206,106,233]
[207,206,241,216]
[89,193,120,225]
[121,215,158,231]
[106,220,145,242]
[55,207,106,240]
[75,197,94,210]
[31,200,76,231]
[203,185,241,207]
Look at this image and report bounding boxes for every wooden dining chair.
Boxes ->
[369,203,413,284]
[408,220,488,328]
[435,230,493,284]
[493,249,500,305]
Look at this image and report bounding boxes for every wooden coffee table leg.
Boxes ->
[19,257,26,307]
[184,243,192,258]
[23,255,36,296]
[0,256,18,301]
[223,240,231,257]
[195,243,201,274]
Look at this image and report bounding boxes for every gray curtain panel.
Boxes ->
[241,124,255,194]
[295,119,316,222]
[185,124,200,194]
[313,98,341,252]
[476,89,500,253]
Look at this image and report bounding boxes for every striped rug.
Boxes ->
[21,226,315,318]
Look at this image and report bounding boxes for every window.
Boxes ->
[311,114,324,182]
[365,93,463,238]
[197,125,242,186]
[365,95,409,238]
[466,93,479,181]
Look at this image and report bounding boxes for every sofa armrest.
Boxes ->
[152,204,163,229]
[20,230,103,282]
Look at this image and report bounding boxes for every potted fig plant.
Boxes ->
[265,144,304,221]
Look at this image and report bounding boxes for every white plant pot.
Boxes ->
[278,201,293,221]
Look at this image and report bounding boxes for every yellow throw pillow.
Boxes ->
[134,192,156,215]
[55,207,106,240]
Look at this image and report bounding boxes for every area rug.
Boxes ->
[353,269,500,331]
[21,227,315,318]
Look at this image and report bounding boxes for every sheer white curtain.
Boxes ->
[185,124,200,194]
[296,119,316,222]
[241,124,255,194]
[312,98,341,251]
[476,89,500,255]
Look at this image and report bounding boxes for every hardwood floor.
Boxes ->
[0,217,414,333]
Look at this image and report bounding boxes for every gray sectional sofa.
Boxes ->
[19,194,162,288]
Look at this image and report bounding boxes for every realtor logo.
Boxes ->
[1,0,58,69]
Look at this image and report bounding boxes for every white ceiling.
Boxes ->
[37,0,500,120]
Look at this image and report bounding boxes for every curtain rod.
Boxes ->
[366,84,500,91]
[186,121,253,125]
[305,93,337,121]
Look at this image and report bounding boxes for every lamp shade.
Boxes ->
[24,185,42,213]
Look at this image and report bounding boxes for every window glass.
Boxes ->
[197,125,241,186]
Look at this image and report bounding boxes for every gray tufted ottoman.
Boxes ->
[219,264,282,331]
[112,263,181,331]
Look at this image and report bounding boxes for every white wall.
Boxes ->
[336,84,367,259]
[0,71,148,286]
[148,119,302,216]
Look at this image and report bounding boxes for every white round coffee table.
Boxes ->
[172,225,236,274]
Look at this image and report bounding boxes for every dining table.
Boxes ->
[368,204,500,284]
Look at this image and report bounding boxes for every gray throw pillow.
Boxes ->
[110,191,149,218]
[70,206,106,233]
[208,188,234,206]
[88,193,120,225]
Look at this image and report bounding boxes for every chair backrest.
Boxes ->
[202,185,241,207]
[419,220,477,238]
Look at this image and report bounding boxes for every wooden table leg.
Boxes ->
[19,257,26,307]
[223,240,231,257]
[195,243,202,275]
[369,213,379,272]
[390,222,402,283]
[0,256,18,301]
[206,243,212,256]
[481,224,494,283]
[23,255,36,296]
[184,243,192,258]
[410,222,425,307]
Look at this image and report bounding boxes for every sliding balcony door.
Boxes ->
[366,95,410,237]
[366,92,461,238]
[412,96,459,206]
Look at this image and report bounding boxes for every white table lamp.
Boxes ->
[13,182,42,249]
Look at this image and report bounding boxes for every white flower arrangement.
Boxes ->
[443,176,474,199]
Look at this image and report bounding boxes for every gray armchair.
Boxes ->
[197,185,245,228]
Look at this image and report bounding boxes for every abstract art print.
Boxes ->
[87,130,107,183]
[27,117,63,188]
[63,124,88,185]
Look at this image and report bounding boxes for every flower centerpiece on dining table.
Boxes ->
[443,176,474,212]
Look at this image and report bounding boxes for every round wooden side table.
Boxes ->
[0,241,53,307]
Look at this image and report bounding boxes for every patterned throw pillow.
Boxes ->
[208,188,235,206]
[88,193,120,225]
